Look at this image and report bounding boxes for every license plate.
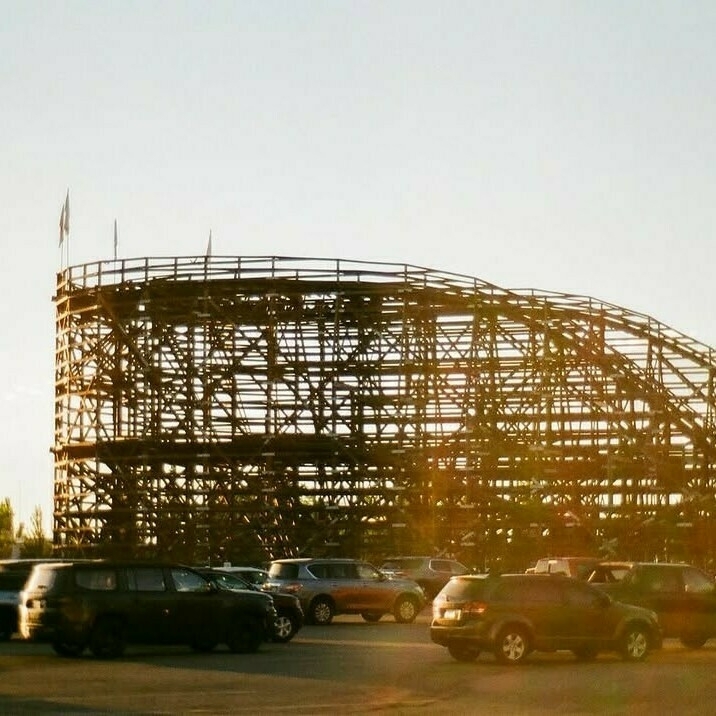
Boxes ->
[443,608,461,620]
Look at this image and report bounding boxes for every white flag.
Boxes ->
[206,230,212,257]
[63,190,70,233]
[114,219,118,259]
[59,190,70,246]
[59,203,66,246]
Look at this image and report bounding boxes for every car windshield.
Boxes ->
[239,570,267,585]
[210,572,251,591]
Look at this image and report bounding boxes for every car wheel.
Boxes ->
[448,643,480,662]
[393,595,419,624]
[228,619,262,653]
[620,624,650,661]
[89,618,126,659]
[273,611,299,642]
[52,640,85,657]
[190,635,218,652]
[681,633,708,649]
[0,612,14,641]
[361,613,382,622]
[494,625,530,664]
[309,597,334,626]
[572,647,598,661]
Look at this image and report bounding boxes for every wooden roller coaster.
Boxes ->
[52,256,716,569]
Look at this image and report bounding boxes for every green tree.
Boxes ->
[0,498,15,558]
[20,506,53,558]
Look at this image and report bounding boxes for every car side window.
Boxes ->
[308,563,328,579]
[431,560,452,572]
[171,568,209,592]
[127,567,166,592]
[75,569,117,591]
[492,579,561,604]
[683,567,715,594]
[564,582,602,608]
[327,563,356,579]
[643,568,681,593]
[450,561,468,575]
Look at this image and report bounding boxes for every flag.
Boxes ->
[206,230,212,257]
[59,203,65,246]
[59,190,70,246]
[64,190,70,233]
[114,219,118,260]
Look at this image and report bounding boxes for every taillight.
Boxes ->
[281,582,302,595]
[434,599,487,620]
[462,601,487,616]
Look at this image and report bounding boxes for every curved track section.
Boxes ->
[53,256,716,566]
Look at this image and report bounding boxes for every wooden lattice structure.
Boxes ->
[53,256,716,568]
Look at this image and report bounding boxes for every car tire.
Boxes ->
[620,624,650,661]
[448,643,480,662]
[52,640,85,657]
[89,617,126,659]
[0,612,14,641]
[273,611,299,642]
[393,595,419,624]
[228,619,262,653]
[309,597,334,626]
[680,633,708,649]
[361,613,383,622]
[494,625,530,664]
[190,635,218,652]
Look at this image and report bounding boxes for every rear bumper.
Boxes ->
[430,621,489,648]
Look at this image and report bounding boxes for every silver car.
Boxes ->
[264,558,426,625]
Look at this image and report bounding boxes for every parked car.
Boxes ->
[0,558,88,640]
[264,557,426,625]
[196,567,303,642]
[380,556,470,599]
[0,562,31,640]
[529,556,601,580]
[20,561,277,658]
[593,562,716,648]
[215,565,270,586]
[430,573,661,664]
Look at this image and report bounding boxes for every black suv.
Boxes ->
[197,567,304,643]
[595,562,716,648]
[431,573,661,664]
[0,561,33,640]
[0,559,86,640]
[20,561,277,658]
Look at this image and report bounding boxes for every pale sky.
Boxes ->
[2,1,715,532]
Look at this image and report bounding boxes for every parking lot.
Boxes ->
[3,612,716,714]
